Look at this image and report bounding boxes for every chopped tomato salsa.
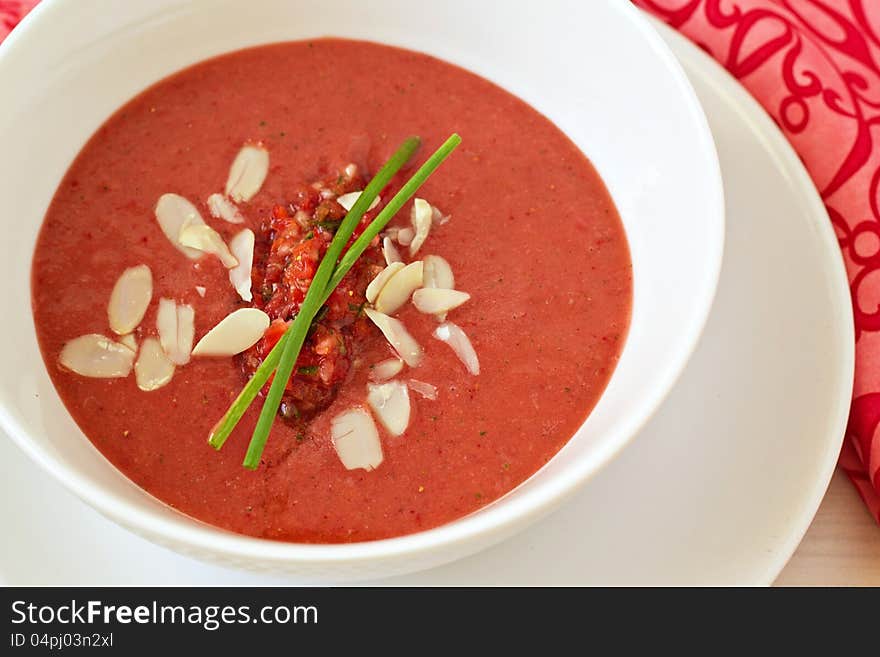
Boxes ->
[242,168,385,419]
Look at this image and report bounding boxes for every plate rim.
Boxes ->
[651,17,855,584]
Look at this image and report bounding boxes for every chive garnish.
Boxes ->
[208,134,462,470]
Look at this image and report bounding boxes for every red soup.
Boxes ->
[32,39,632,543]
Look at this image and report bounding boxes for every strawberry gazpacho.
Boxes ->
[31,39,632,543]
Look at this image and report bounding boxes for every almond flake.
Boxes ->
[135,337,175,391]
[409,198,432,256]
[59,334,135,378]
[367,381,411,437]
[331,407,384,471]
[107,264,152,335]
[178,223,238,268]
[412,288,470,315]
[207,193,245,224]
[433,322,480,375]
[364,308,423,367]
[383,236,403,265]
[225,144,269,202]
[192,308,270,357]
[156,298,195,366]
[408,379,438,401]
[370,358,404,382]
[228,229,255,302]
[365,262,405,304]
[432,205,451,226]
[422,255,455,290]
[374,261,423,315]
[155,193,207,259]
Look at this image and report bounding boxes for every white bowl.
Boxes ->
[0,0,723,580]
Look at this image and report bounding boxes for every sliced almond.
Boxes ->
[396,227,414,246]
[118,334,138,353]
[107,264,152,335]
[337,191,381,212]
[365,308,423,367]
[432,205,451,226]
[433,322,480,375]
[365,262,405,304]
[59,334,135,378]
[367,381,411,437]
[195,286,207,297]
[192,308,270,357]
[412,288,470,315]
[374,261,423,315]
[423,255,455,290]
[408,379,438,401]
[178,223,238,268]
[135,337,175,391]
[225,144,269,202]
[370,358,404,382]
[228,229,255,302]
[155,193,206,259]
[409,198,432,256]
[383,236,403,265]
[156,298,195,365]
[206,193,245,224]
[330,407,384,471]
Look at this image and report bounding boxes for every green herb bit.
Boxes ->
[316,219,342,232]
[297,365,319,376]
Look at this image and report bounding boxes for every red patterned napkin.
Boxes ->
[635,0,880,521]
[2,0,878,520]
[0,1,35,38]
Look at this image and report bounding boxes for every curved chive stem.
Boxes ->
[208,136,420,452]
[243,134,460,469]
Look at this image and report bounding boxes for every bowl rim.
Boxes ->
[0,0,725,568]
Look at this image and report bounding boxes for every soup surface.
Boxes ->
[32,39,632,543]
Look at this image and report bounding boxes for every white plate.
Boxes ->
[0,20,852,585]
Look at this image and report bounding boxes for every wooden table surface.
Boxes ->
[776,469,880,585]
